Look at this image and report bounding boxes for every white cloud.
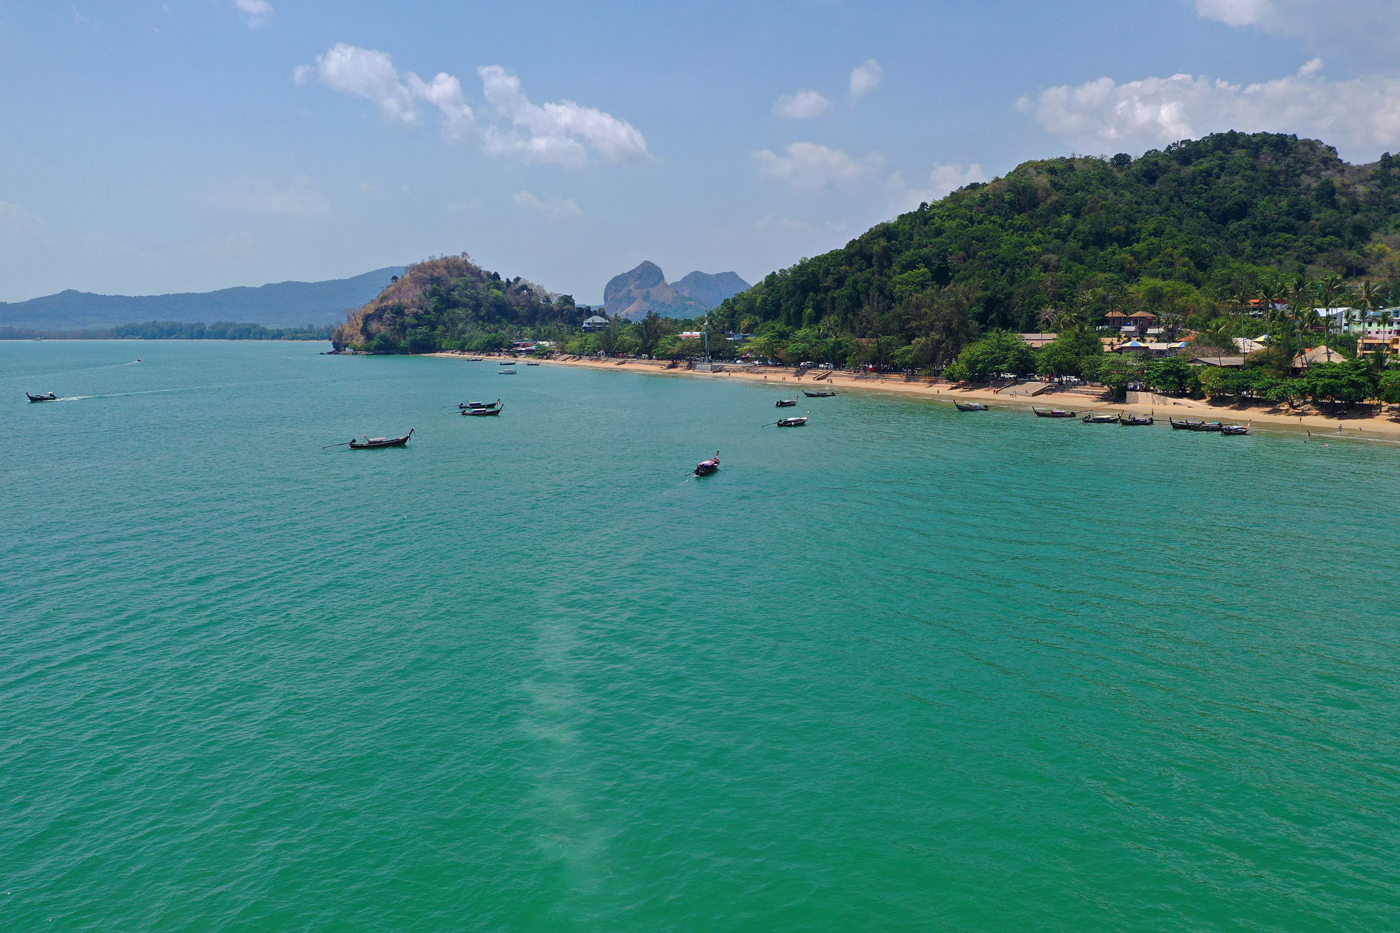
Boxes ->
[1019,59,1400,160]
[897,163,989,208]
[233,0,273,27]
[1195,0,1400,58]
[773,90,833,119]
[754,142,885,191]
[478,65,649,168]
[295,45,419,126]
[208,180,331,217]
[850,60,883,99]
[513,190,582,219]
[405,72,474,138]
[295,46,647,168]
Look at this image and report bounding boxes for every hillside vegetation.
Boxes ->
[331,254,583,352]
[711,132,1400,368]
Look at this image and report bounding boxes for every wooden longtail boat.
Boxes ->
[462,404,503,416]
[26,392,59,402]
[1119,413,1154,426]
[776,399,798,407]
[526,362,540,366]
[954,401,989,411]
[1169,418,1223,432]
[1220,423,1250,435]
[498,369,516,375]
[694,451,720,477]
[348,429,414,449]
[459,399,500,410]
[777,415,809,427]
[1081,413,1117,423]
[803,389,836,398]
[1032,406,1077,418]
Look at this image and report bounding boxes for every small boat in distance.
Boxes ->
[776,398,798,408]
[462,404,503,416]
[1220,423,1250,435]
[26,392,59,402]
[526,362,540,366]
[777,415,809,427]
[1081,413,1117,424]
[1169,418,1223,432]
[954,401,989,412]
[694,451,720,477]
[1119,413,1154,426]
[498,369,516,375]
[1032,406,1077,418]
[468,357,485,362]
[803,389,836,398]
[347,429,414,449]
[498,360,515,365]
[459,399,500,410]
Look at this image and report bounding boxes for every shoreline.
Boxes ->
[425,352,1400,439]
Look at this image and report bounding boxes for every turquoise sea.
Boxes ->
[3,340,1399,932]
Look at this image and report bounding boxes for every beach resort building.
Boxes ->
[1018,333,1058,349]
[582,315,609,332]
[1290,345,1348,370]
[1103,311,1157,336]
[1112,339,1185,358]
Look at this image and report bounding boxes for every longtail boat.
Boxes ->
[1081,413,1117,423]
[459,399,500,410]
[694,451,720,477]
[1220,423,1250,435]
[347,429,414,449]
[1032,406,1077,418]
[1119,413,1154,426]
[526,362,541,366]
[1169,418,1223,432]
[954,401,989,411]
[498,369,516,375]
[26,392,59,402]
[776,398,798,407]
[803,389,836,398]
[462,404,503,416]
[777,415,809,427]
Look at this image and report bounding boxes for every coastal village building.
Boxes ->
[582,315,609,332]
[1233,337,1269,354]
[1358,334,1400,356]
[1019,333,1058,349]
[1187,355,1245,368]
[1290,345,1348,370]
[1111,339,1185,358]
[1103,311,1158,336]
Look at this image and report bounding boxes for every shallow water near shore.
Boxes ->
[4,340,1400,932]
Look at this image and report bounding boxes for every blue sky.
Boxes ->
[2,0,1399,303]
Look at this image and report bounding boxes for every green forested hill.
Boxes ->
[331,254,583,352]
[712,133,1400,366]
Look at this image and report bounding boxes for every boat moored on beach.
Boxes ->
[1220,423,1250,435]
[1170,418,1223,432]
[954,401,989,411]
[1081,413,1117,423]
[1119,413,1154,426]
[26,392,59,402]
[803,389,836,398]
[693,451,720,477]
[1032,406,1077,418]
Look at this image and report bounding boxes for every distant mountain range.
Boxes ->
[0,267,406,331]
[603,262,750,319]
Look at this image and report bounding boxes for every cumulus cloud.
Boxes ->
[513,190,582,219]
[295,45,420,126]
[1019,59,1400,160]
[295,46,648,168]
[478,65,649,168]
[754,142,885,191]
[902,163,988,207]
[849,60,883,99]
[233,0,273,27]
[773,90,833,119]
[1195,0,1400,59]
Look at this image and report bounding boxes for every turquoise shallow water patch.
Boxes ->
[3,341,1399,932]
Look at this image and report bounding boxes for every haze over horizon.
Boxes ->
[4,0,1400,304]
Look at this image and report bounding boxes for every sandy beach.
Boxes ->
[427,352,1400,440]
